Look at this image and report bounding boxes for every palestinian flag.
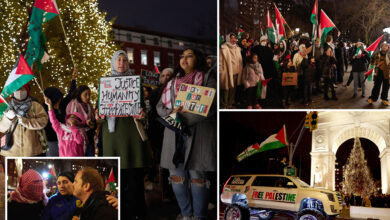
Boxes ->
[48,166,56,178]
[238,28,244,39]
[356,47,363,58]
[25,0,59,66]
[274,4,286,41]
[1,54,35,98]
[237,125,288,162]
[0,95,8,117]
[259,22,264,36]
[257,78,271,99]
[105,168,116,192]
[367,35,384,57]
[311,0,318,41]
[365,67,375,81]
[319,10,336,46]
[267,10,276,44]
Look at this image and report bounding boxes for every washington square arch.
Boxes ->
[310,111,390,194]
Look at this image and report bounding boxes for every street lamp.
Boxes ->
[295,28,300,34]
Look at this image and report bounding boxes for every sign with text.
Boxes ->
[174,83,215,117]
[282,72,298,86]
[141,69,160,87]
[98,76,141,116]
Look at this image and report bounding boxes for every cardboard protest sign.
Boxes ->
[98,75,141,116]
[174,83,215,117]
[282,72,298,86]
[141,69,160,87]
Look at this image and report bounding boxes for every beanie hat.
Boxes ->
[58,171,75,183]
[11,169,45,204]
[66,111,86,125]
[260,35,268,42]
[44,87,63,105]
[22,84,30,96]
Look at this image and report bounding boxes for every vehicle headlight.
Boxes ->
[321,191,335,202]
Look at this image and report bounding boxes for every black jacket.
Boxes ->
[8,200,45,220]
[80,191,118,220]
[320,55,337,78]
[351,48,369,72]
[301,59,316,83]
[251,45,277,79]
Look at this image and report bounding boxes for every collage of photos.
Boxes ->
[1,0,390,220]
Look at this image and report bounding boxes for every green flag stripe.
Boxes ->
[321,27,334,46]
[1,75,35,97]
[0,103,8,117]
[310,14,316,25]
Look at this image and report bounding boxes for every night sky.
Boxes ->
[220,112,379,189]
[98,0,217,41]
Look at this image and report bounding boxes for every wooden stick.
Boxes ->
[57,9,76,68]
[33,77,45,95]
[39,70,44,90]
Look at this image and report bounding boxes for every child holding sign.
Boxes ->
[45,96,87,157]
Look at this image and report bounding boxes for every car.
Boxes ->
[221,174,342,220]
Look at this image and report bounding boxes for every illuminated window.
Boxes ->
[154,51,160,66]
[126,48,134,64]
[141,50,148,65]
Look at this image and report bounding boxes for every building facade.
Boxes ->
[112,25,215,75]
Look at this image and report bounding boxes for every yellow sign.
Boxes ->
[174,83,216,117]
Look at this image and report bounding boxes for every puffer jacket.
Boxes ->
[0,101,48,156]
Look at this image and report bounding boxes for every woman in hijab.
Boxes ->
[0,85,48,156]
[8,169,47,220]
[157,48,216,220]
[101,50,151,220]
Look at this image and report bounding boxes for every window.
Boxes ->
[153,51,160,66]
[141,50,148,65]
[252,176,296,188]
[153,38,159,46]
[168,53,174,68]
[126,48,134,64]
[141,36,146,43]
[126,33,132,42]
[168,40,172,48]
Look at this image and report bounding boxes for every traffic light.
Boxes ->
[305,113,311,128]
[310,111,318,131]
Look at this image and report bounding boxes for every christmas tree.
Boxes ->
[342,137,376,198]
[0,0,119,101]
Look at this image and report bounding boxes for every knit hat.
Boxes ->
[44,87,63,105]
[301,33,310,39]
[22,84,30,96]
[260,35,268,42]
[66,111,86,125]
[58,171,75,183]
[11,169,45,204]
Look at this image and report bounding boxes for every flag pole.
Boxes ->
[33,77,45,95]
[56,8,76,68]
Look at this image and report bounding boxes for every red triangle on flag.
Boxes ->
[0,95,6,104]
[15,55,34,75]
[366,35,384,52]
[267,10,274,28]
[49,167,56,177]
[252,143,260,150]
[275,125,287,145]
[364,68,374,76]
[34,0,59,14]
[320,10,336,29]
[107,169,115,182]
[262,78,272,87]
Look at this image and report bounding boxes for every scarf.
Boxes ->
[107,50,133,133]
[10,96,32,118]
[10,169,47,204]
[161,71,204,109]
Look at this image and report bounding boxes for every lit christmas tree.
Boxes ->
[0,0,119,101]
[342,137,376,198]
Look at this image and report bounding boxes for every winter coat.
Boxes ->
[320,54,337,78]
[8,200,44,220]
[41,193,78,220]
[351,48,369,72]
[251,45,277,79]
[79,191,117,220]
[301,59,316,83]
[0,101,48,157]
[220,43,243,90]
[242,62,264,89]
[157,71,217,171]
[49,110,86,157]
[370,51,390,79]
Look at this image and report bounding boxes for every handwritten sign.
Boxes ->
[98,76,141,116]
[282,72,298,86]
[141,69,160,87]
[174,83,215,117]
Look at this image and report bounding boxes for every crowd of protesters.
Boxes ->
[0,48,217,220]
[219,31,390,109]
[343,194,390,208]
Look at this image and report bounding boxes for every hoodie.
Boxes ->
[49,110,87,157]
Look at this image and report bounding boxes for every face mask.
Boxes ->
[261,42,267,46]
[13,90,28,100]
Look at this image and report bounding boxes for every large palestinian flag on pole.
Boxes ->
[25,0,59,66]
[237,125,288,162]
[274,4,286,42]
[311,0,318,41]
[319,10,336,46]
[365,35,384,81]
[267,10,276,44]
[1,54,35,98]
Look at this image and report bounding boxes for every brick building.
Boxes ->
[112,25,216,75]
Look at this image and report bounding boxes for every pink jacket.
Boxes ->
[48,110,86,157]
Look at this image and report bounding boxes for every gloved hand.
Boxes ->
[5,110,16,120]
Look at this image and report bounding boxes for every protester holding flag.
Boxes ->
[0,85,48,156]
[157,48,216,220]
[242,53,264,109]
[351,42,369,98]
[367,43,390,106]
[321,47,338,100]
[101,50,150,220]
[220,33,243,109]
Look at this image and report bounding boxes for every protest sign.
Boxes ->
[282,72,298,86]
[174,83,215,117]
[98,75,141,116]
[141,69,160,87]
